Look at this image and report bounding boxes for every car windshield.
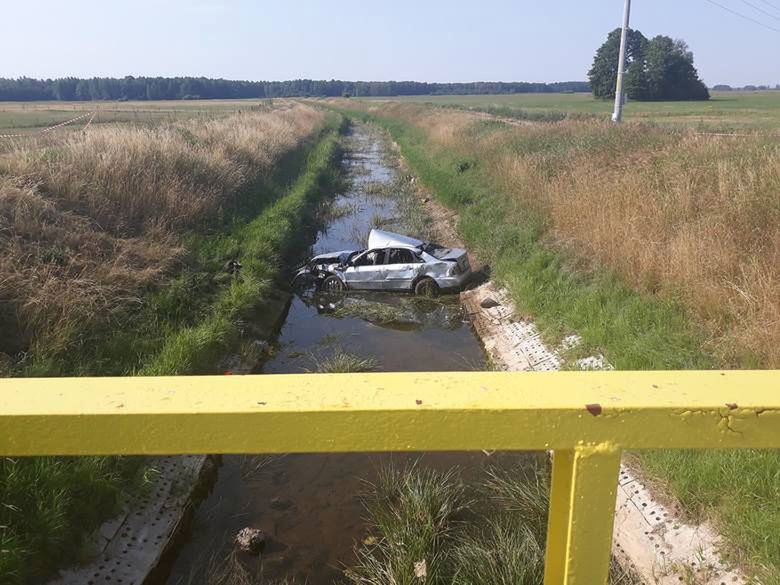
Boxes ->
[346,250,363,263]
[422,242,453,259]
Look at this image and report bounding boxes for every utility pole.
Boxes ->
[611,0,632,123]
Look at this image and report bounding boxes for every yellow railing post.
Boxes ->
[544,444,622,585]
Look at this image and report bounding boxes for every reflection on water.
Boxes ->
[268,290,479,373]
[165,123,486,585]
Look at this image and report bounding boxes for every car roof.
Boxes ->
[367,229,424,249]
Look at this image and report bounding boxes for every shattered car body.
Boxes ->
[294,229,471,295]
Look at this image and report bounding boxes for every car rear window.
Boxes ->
[423,243,453,259]
[388,248,419,264]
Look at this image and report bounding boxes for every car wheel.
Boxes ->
[321,275,345,293]
[414,277,439,297]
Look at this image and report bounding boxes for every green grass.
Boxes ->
[140,119,343,375]
[311,349,379,373]
[363,90,780,130]
[0,457,149,583]
[347,460,639,585]
[640,450,780,584]
[348,464,468,585]
[342,108,779,582]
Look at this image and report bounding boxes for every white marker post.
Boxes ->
[612,0,632,123]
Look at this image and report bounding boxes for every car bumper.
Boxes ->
[434,270,472,292]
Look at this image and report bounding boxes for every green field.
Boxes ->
[3,92,778,135]
[364,90,780,129]
[0,98,271,134]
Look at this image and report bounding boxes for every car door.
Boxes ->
[384,248,422,290]
[342,249,387,290]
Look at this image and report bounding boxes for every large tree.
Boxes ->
[588,28,648,99]
[643,36,710,101]
[589,28,709,101]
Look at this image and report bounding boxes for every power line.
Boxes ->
[702,0,780,33]
[757,0,780,14]
[738,0,780,20]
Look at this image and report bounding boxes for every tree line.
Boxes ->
[712,84,779,91]
[0,77,591,101]
[589,28,709,101]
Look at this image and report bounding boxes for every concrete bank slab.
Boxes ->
[462,282,749,585]
[48,455,211,585]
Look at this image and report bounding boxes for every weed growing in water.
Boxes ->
[346,464,468,585]
[238,455,287,483]
[310,349,379,373]
[370,212,387,229]
[201,550,296,585]
[345,459,641,585]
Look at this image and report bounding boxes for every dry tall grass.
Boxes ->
[0,104,324,360]
[374,103,780,366]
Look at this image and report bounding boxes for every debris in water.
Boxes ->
[235,527,266,555]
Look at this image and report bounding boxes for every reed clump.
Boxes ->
[347,460,638,585]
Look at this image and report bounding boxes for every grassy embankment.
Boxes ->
[0,104,344,583]
[335,102,779,583]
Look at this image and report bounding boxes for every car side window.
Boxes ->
[351,252,370,267]
[372,250,386,265]
[353,249,385,267]
[387,248,419,264]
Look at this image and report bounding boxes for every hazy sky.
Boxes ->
[3,0,779,86]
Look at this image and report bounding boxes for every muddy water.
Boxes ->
[165,123,487,584]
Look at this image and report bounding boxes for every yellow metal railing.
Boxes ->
[1,370,778,584]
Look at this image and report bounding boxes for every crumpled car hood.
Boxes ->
[368,229,423,249]
[309,250,356,264]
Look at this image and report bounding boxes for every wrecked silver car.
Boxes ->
[294,229,471,295]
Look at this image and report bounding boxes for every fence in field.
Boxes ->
[1,370,778,584]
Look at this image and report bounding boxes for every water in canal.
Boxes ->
[165,123,488,584]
